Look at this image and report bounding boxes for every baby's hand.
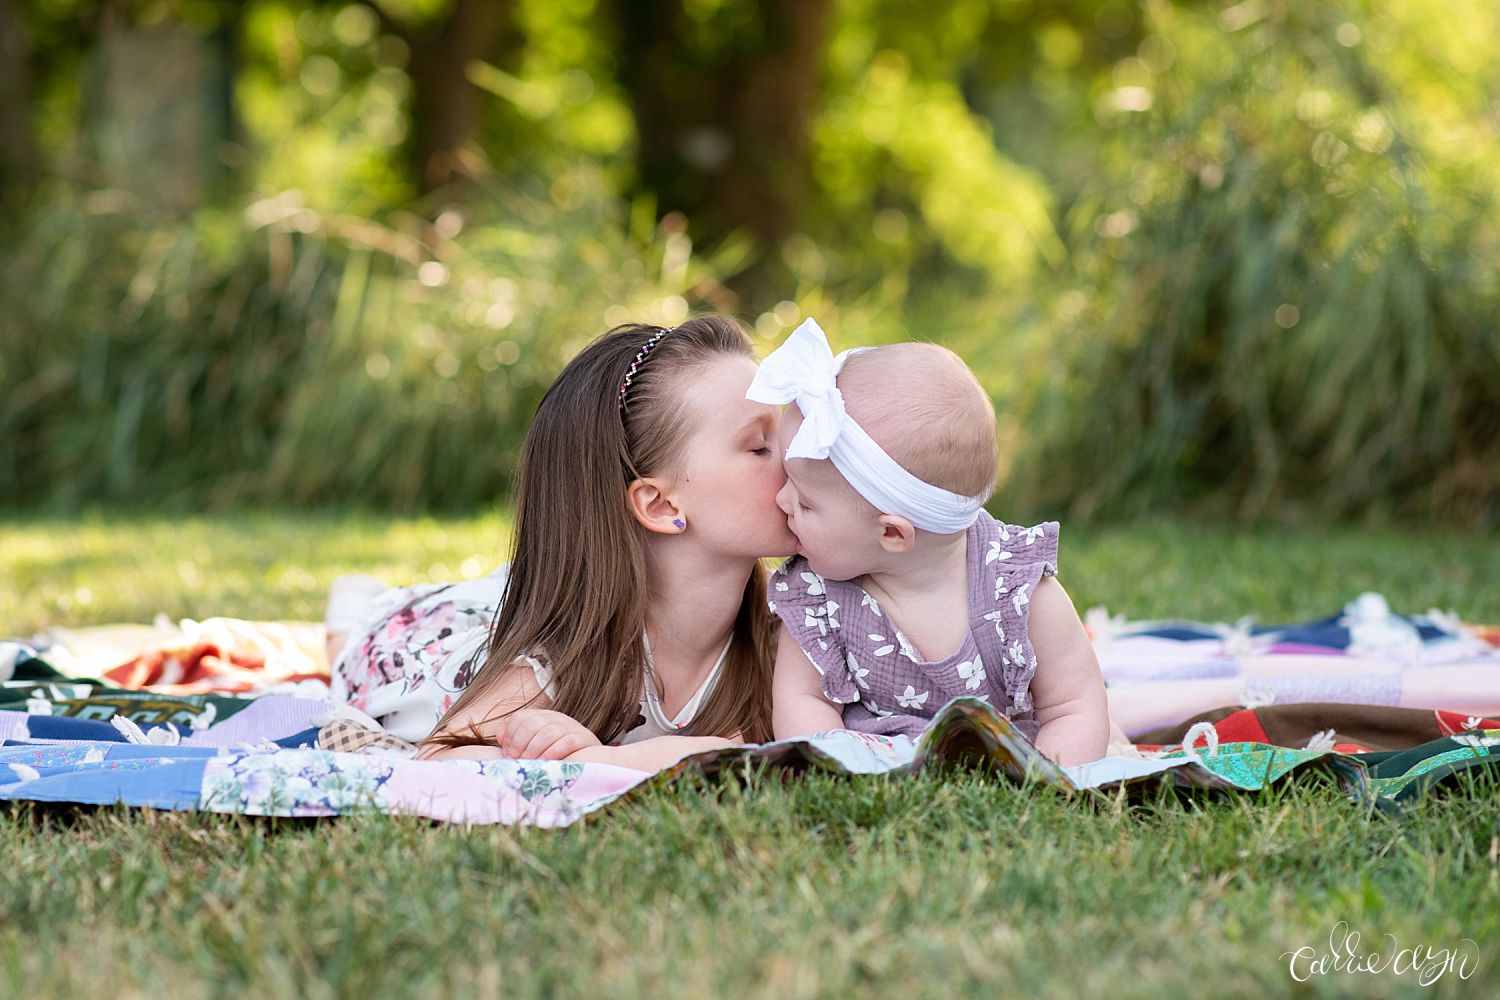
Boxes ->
[500,709,603,760]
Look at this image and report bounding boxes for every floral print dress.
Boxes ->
[330,566,728,743]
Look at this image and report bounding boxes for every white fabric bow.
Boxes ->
[746,318,989,534]
[743,319,858,461]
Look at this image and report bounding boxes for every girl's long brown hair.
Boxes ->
[424,315,774,748]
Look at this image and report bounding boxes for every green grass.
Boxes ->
[3,515,1498,997]
[3,512,1497,634]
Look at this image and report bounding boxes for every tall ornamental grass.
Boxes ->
[1004,1,1500,522]
[0,172,743,510]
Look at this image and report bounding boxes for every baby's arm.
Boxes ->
[1026,576,1110,767]
[772,624,845,739]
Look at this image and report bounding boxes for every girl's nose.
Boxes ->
[775,479,794,515]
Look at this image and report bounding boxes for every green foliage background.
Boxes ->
[2,0,1496,520]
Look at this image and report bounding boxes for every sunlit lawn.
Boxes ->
[5,511,1498,633]
[2,513,1497,996]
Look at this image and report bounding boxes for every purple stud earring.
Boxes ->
[672,518,685,529]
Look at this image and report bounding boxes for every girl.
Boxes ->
[327,316,797,770]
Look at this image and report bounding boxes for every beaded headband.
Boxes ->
[616,326,675,411]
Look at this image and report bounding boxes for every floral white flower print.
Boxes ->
[1452,732,1500,749]
[867,633,896,656]
[957,654,986,691]
[816,638,828,651]
[775,580,790,593]
[982,610,1006,641]
[1012,582,1031,617]
[997,523,1011,542]
[800,571,826,596]
[767,601,777,614]
[1019,524,1044,545]
[860,590,883,617]
[847,651,871,690]
[804,600,840,636]
[985,541,1013,565]
[1006,639,1026,666]
[863,698,893,718]
[896,685,930,710]
[994,575,1010,603]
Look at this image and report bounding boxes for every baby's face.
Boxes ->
[774,406,884,582]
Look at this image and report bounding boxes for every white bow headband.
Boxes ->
[745,319,989,534]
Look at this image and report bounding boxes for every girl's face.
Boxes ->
[773,406,884,581]
[673,355,799,560]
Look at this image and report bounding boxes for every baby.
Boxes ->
[748,319,1113,767]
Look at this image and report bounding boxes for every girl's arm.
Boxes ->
[771,624,845,740]
[561,735,741,772]
[1026,577,1110,767]
[415,665,736,769]
[413,663,549,761]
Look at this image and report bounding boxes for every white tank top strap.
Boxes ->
[524,653,557,701]
[523,635,731,745]
[633,631,732,739]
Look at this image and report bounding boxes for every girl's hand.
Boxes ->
[500,709,602,760]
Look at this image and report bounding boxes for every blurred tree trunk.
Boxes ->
[372,0,516,195]
[611,0,833,252]
[90,6,232,213]
[0,0,36,214]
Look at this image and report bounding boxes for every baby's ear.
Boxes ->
[876,514,916,554]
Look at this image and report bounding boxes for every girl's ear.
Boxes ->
[876,514,916,554]
[626,477,687,535]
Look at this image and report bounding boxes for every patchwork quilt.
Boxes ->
[1,694,1495,827]
[1094,593,1500,736]
[2,594,1497,827]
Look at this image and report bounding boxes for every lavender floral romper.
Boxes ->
[770,513,1060,741]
